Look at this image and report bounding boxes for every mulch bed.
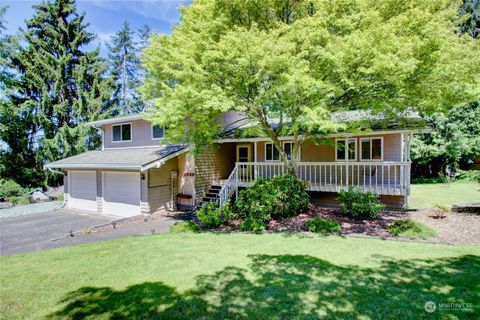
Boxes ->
[217,204,480,244]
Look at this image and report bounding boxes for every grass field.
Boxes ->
[1,233,479,319]
[409,181,480,209]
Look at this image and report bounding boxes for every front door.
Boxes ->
[236,144,252,180]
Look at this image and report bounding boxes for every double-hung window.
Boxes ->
[360,137,383,161]
[112,123,131,142]
[152,124,165,140]
[265,143,280,161]
[265,141,297,161]
[336,138,356,161]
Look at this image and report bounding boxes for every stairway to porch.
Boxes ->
[200,184,222,206]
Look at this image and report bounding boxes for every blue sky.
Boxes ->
[3,0,189,55]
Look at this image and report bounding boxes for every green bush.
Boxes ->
[387,219,436,239]
[196,201,235,228]
[0,179,26,200]
[304,216,341,234]
[235,174,309,223]
[457,169,480,182]
[337,187,384,219]
[239,217,265,232]
[170,221,200,233]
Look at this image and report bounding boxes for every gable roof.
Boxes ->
[45,144,188,171]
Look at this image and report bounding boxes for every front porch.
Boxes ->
[219,162,411,205]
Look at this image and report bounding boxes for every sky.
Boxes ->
[2,0,190,55]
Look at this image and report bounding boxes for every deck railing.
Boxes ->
[218,161,411,206]
[218,165,238,206]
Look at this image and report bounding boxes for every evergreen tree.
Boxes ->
[137,24,152,50]
[107,20,143,115]
[0,5,7,34]
[460,0,479,38]
[1,0,113,186]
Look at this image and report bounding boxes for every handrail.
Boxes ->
[233,161,411,196]
[218,166,238,206]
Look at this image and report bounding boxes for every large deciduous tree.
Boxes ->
[142,0,479,174]
[0,0,113,186]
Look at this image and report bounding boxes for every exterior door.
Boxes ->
[236,144,252,179]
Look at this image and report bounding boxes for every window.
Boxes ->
[265,142,298,161]
[336,138,356,161]
[152,124,165,140]
[265,143,280,161]
[360,137,383,161]
[112,123,131,142]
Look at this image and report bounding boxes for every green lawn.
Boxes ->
[409,181,480,209]
[1,233,479,319]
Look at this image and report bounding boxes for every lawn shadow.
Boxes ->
[49,254,480,319]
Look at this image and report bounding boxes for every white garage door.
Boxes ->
[103,171,141,217]
[69,171,97,212]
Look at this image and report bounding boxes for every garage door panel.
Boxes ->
[69,171,97,212]
[103,171,141,217]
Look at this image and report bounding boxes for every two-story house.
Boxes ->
[45,111,424,218]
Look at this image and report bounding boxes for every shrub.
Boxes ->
[304,216,341,234]
[0,179,26,200]
[457,169,480,183]
[235,174,309,222]
[337,187,384,219]
[196,201,235,228]
[239,217,265,232]
[387,219,436,239]
[170,221,200,233]
[17,196,31,205]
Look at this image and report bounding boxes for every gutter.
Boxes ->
[44,163,142,170]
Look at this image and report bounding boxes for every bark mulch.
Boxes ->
[264,205,480,244]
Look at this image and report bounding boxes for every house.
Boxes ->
[45,111,424,218]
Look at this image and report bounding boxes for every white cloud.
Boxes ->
[84,0,189,24]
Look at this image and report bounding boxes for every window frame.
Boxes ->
[265,142,280,162]
[335,138,357,162]
[111,122,132,143]
[360,137,384,161]
[264,141,300,162]
[151,124,165,140]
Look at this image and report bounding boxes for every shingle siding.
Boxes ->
[147,158,178,213]
[195,143,236,204]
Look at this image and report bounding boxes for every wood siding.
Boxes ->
[147,158,178,213]
[195,143,236,203]
[103,119,163,149]
[253,133,403,163]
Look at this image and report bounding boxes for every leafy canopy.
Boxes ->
[142,0,480,168]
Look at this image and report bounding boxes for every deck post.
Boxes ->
[235,163,238,200]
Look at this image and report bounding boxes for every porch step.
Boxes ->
[199,184,222,207]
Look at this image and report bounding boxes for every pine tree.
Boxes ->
[460,0,479,38]
[107,20,143,115]
[0,5,7,34]
[1,0,114,186]
[137,24,152,50]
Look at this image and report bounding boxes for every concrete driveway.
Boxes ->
[0,209,185,256]
[0,209,114,256]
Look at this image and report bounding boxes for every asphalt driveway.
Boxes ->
[0,209,185,256]
[0,209,114,256]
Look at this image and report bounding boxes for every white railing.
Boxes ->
[234,162,411,196]
[218,166,238,206]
